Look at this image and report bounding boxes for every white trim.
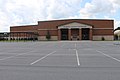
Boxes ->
[58,26,92,29]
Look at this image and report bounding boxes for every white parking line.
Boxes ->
[75,43,77,48]
[0,50,35,61]
[0,53,27,60]
[60,44,65,48]
[73,43,80,66]
[96,50,120,62]
[30,51,56,65]
[74,49,80,66]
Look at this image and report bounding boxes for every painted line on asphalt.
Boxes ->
[74,49,80,66]
[30,51,56,65]
[75,43,77,48]
[0,50,36,61]
[96,50,120,62]
[60,44,65,48]
[75,43,80,66]
[0,53,27,60]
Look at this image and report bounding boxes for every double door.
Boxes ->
[82,28,90,40]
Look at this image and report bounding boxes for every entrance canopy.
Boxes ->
[57,22,93,41]
[58,22,92,29]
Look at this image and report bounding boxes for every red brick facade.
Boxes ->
[10,19,114,41]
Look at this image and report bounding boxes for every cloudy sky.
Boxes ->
[0,0,120,32]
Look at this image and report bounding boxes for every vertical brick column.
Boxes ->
[58,29,61,40]
[89,28,93,40]
[68,29,71,40]
[79,29,82,40]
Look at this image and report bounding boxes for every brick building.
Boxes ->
[10,19,114,41]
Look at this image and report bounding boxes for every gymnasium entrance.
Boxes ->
[82,28,90,40]
[58,22,93,41]
[71,29,79,40]
[61,29,68,40]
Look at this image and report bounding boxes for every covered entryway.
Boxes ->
[82,28,90,40]
[58,22,93,41]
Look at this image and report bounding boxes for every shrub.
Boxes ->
[101,37,105,41]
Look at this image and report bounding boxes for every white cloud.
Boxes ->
[114,20,120,29]
[0,0,83,32]
[0,0,120,32]
[79,0,120,29]
[46,0,82,19]
[79,0,115,18]
[110,0,120,5]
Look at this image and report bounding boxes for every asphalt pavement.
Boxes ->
[0,41,120,80]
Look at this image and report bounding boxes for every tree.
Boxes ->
[46,30,51,40]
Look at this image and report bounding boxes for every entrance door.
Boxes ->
[82,28,90,40]
[61,29,68,40]
[71,29,79,40]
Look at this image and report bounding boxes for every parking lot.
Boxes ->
[0,41,120,80]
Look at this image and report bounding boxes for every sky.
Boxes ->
[0,0,120,32]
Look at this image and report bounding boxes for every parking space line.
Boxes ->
[96,50,120,62]
[74,49,80,66]
[60,44,65,48]
[74,43,80,66]
[30,51,56,65]
[75,43,77,48]
[0,53,27,60]
[0,50,35,61]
